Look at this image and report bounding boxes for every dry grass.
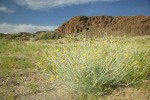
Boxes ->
[0,35,150,99]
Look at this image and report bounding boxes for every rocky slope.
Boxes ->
[55,15,150,35]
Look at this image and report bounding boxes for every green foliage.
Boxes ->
[0,32,32,41]
[0,31,63,41]
[0,40,43,77]
[35,31,63,40]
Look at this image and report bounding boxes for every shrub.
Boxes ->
[0,32,32,41]
[36,36,150,99]
[35,31,63,40]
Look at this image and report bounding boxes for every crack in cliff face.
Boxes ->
[55,15,150,35]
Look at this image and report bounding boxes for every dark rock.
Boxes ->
[55,15,150,35]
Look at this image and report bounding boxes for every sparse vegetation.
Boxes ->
[0,31,63,41]
[0,34,150,99]
[34,31,63,40]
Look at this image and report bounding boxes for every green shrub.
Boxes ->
[0,32,32,41]
[35,31,63,40]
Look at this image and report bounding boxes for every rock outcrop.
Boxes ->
[55,15,150,35]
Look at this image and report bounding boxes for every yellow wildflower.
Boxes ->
[37,62,41,65]
[55,75,59,79]
[62,60,65,63]
[51,63,56,67]
[125,53,131,58]
[56,49,60,52]
[44,68,46,71]
[83,53,87,57]
[133,61,139,65]
[50,77,55,81]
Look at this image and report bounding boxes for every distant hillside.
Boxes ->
[0,31,62,41]
[55,15,150,36]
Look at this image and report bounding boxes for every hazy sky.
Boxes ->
[0,0,150,33]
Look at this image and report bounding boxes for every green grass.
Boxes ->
[0,40,41,76]
[0,35,150,99]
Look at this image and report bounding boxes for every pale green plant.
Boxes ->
[40,36,150,98]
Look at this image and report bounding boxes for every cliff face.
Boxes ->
[55,15,150,35]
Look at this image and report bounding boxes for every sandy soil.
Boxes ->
[0,68,74,100]
[104,87,150,100]
[0,68,149,100]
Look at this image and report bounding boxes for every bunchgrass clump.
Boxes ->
[39,36,150,98]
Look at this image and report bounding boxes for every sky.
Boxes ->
[0,0,150,33]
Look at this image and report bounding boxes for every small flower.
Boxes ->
[83,53,87,57]
[50,77,55,81]
[55,75,59,79]
[62,60,65,63]
[56,49,60,52]
[124,53,131,58]
[133,61,139,65]
[37,62,41,65]
[51,63,56,67]
[44,68,46,71]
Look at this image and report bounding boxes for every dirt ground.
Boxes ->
[0,68,75,100]
[0,68,149,100]
[104,87,150,100]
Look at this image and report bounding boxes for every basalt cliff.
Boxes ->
[55,15,150,35]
